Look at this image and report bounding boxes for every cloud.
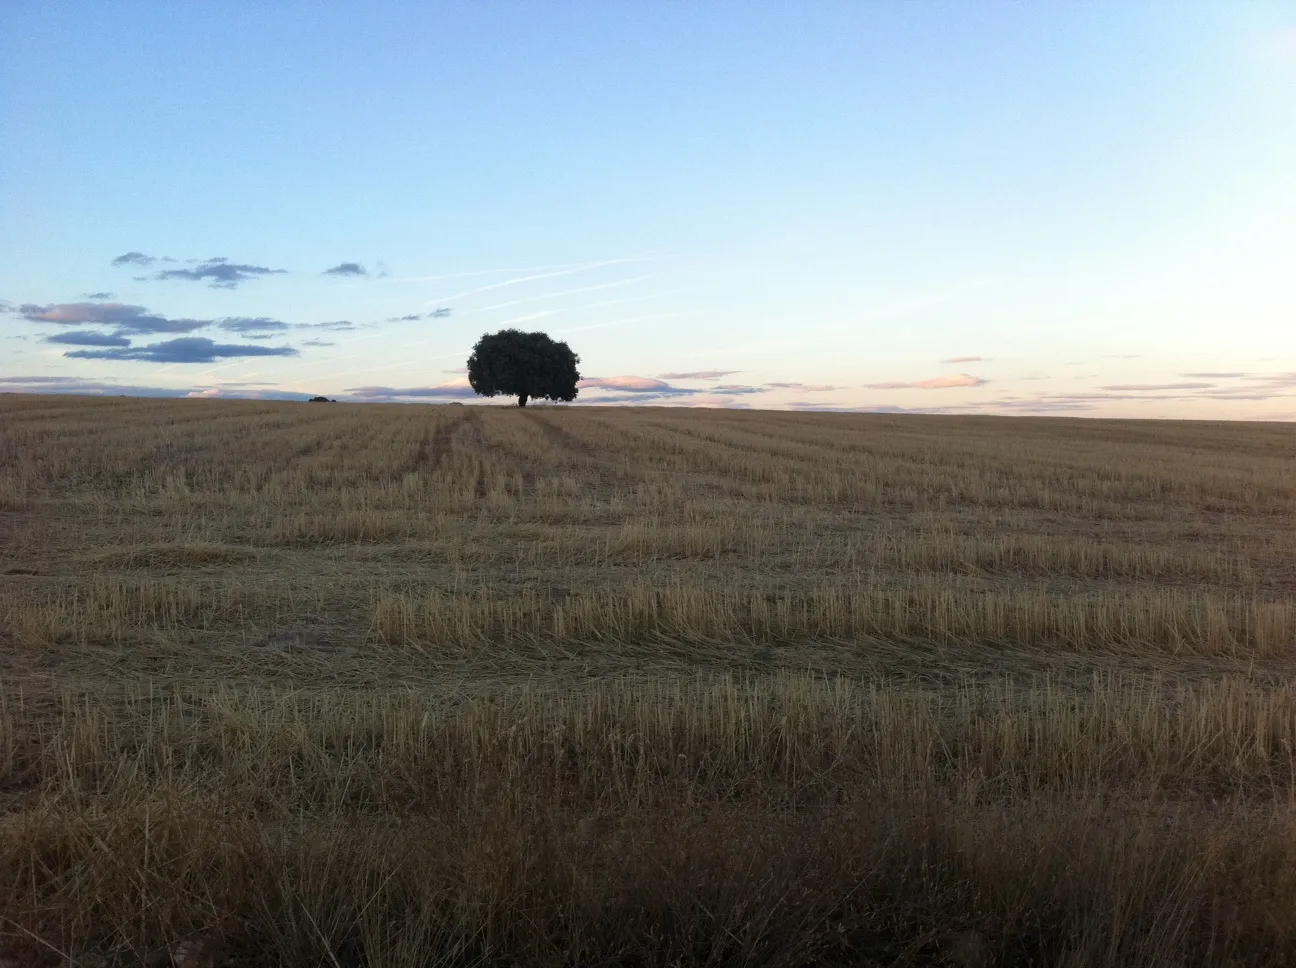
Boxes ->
[1180,372,1249,379]
[864,373,987,390]
[711,384,769,395]
[1098,382,1215,391]
[578,376,700,395]
[0,301,13,313]
[763,382,838,391]
[156,259,287,289]
[324,262,367,277]
[385,308,451,322]
[111,252,155,267]
[658,370,738,380]
[218,317,291,334]
[64,337,299,364]
[301,339,336,347]
[343,384,480,401]
[0,376,195,397]
[941,356,989,363]
[308,320,359,331]
[573,392,705,405]
[83,292,115,300]
[20,302,210,334]
[43,331,132,347]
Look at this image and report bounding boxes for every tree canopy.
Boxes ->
[466,329,580,408]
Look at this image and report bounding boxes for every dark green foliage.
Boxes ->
[467,330,581,407]
[308,396,335,403]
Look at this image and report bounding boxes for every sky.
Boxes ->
[2,2,1295,418]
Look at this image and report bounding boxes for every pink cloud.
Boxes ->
[865,373,987,390]
[579,376,680,392]
[941,355,989,363]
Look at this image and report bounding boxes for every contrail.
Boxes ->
[457,274,656,316]
[389,253,663,286]
[421,258,657,307]
[552,310,690,335]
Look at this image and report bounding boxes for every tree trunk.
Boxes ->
[518,393,529,408]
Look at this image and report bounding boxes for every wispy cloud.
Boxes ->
[308,320,360,331]
[301,339,336,347]
[156,258,288,289]
[82,292,114,300]
[343,383,479,401]
[110,252,156,267]
[658,370,739,380]
[865,373,987,390]
[941,355,990,363]
[323,262,367,277]
[1099,382,1215,391]
[384,308,452,322]
[711,384,769,395]
[0,376,185,397]
[763,382,838,391]
[1180,372,1249,379]
[218,317,291,334]
[65,337,299,364]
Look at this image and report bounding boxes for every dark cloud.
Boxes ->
[218,317,291,334]
[43,331,132,347]
[429,308,451,318]
[64,337,299,364]
[323,262,367,277]
[156,260,288,289]
[20,302,210,334]
[658,370,738,380]
[111,252,155,267]
[83,292,115,300]
[387,314,424,322]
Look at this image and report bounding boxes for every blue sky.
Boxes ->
[2,2,1294,417]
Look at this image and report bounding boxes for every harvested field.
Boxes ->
[1,394,1295,967]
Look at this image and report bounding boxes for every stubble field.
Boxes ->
[1,394,1295,967]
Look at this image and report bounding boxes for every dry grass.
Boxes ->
[1,394,1295,967]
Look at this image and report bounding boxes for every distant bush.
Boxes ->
[308,396,336,403]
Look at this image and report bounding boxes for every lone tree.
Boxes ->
[467,329,580,408]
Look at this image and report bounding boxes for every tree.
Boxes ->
[467,329,580,408]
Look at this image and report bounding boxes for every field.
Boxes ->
[1,394,1295,968]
